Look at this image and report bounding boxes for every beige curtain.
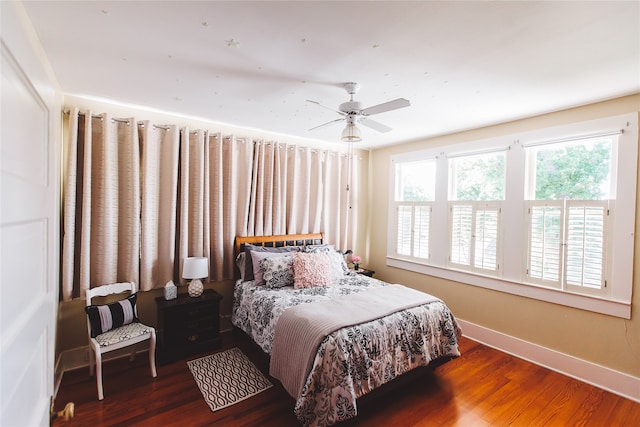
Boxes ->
[207,135,253,280]
[138,122,179,291]
[177,131,254,282]
[62,108,358,300]
[247,142,357,250]
[248,141,286,236]
[176,129,208,283]
[62,109,140,300]
[321,150,357,250]
[321,149,358,250]
[286,145,323,234]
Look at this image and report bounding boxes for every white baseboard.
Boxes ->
[457,319,640,403]
[54,343,166,401]
[58,342,150,376]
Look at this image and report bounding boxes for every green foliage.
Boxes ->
[535,141,610,200]
[403,185,428,201]
[454,154,505,201]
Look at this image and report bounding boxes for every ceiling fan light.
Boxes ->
[341,124,362,142]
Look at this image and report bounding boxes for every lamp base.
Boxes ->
[188,279,204,297]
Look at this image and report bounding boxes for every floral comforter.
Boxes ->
[232,273,462,426]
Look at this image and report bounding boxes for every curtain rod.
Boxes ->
[447,145,510,159]
[522,129,623,148]
[138,122,171,131]
[64,109,131,125]
[64,109,361,157]
[66,110,170,130]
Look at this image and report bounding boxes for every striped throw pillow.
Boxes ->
[85,294,138,338]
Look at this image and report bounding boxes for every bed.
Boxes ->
[232,233,461,426]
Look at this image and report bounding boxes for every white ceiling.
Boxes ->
[22,1,640,149]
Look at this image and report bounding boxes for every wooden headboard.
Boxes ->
[234,233,324,257]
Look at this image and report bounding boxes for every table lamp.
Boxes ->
[182,257,208,297]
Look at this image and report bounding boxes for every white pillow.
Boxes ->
[304,244,348,282]
[235,252,246,281]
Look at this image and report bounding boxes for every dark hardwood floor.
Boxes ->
[53,332,640,426]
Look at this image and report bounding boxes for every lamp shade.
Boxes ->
[182,257,208,279]
[341,123,362,142]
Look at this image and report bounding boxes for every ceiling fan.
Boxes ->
[307,82,410,142]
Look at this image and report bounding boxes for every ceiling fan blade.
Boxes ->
[306,99,347,116]
[361,98,410,116]
[308,117,345,131]
[359,117,392,133]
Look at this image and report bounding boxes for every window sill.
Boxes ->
[386,256,631,319]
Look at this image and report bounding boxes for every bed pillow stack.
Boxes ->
[240,243,350,288]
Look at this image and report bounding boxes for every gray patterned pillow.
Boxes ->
[260,254,295,288]
[304,244,349,282]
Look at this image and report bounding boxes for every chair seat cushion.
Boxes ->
[94,322,153,347]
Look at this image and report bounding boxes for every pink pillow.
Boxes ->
[293,252,332,289]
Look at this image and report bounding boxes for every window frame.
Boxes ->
[390,155,437,262]
[387,113,637,319]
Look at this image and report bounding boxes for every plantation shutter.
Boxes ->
[413,205,431,259]
[527,201,607,290]
[396,204,412,256]
[450,204,473,266]
[527,203,563,286]
[395,203,431,259]
[565,202,607,290]
[474,207,500,271]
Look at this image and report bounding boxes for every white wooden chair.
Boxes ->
[85,282,157,400]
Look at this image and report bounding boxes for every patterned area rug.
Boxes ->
[188,347,273,412]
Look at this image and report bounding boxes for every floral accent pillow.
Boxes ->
[243,244,301,281]
[251,250,293,285]
[260,254,294,288]
[304,244,349,282]
[293,252,332,289]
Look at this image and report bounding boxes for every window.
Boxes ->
[524,136,614,295]
[448,151,505,274]
[526,137,613,201]
[392,158,435,260]
[387,113,637,318]
[449,151,505,201]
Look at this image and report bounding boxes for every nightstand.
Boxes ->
[155,289,222,365]
[355,268,375,277]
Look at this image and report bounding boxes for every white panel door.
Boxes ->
[1,3,59,426]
